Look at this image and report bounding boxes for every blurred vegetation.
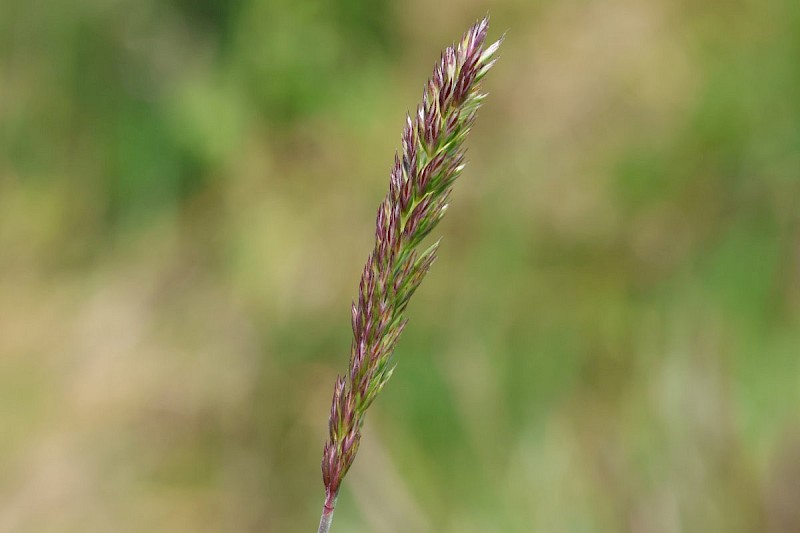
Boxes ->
[1,0,798,531]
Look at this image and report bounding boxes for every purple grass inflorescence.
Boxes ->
[318,17,501,533]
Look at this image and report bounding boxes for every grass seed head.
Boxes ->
[321,16,501,506]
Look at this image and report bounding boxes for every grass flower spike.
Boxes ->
[318,17,501,533]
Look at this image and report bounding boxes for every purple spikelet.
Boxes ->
[318,17,501,532]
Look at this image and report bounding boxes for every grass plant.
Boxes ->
[317,17,501,533]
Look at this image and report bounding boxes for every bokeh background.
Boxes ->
[1,0,799,531]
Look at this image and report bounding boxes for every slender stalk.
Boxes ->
[317,494,336,533]
[317,16,501,531]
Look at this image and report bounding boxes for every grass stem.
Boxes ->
[317,494,336,533]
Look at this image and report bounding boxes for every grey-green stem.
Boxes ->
[317,495,336,533]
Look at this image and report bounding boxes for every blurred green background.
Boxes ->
[1,0,799,531]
